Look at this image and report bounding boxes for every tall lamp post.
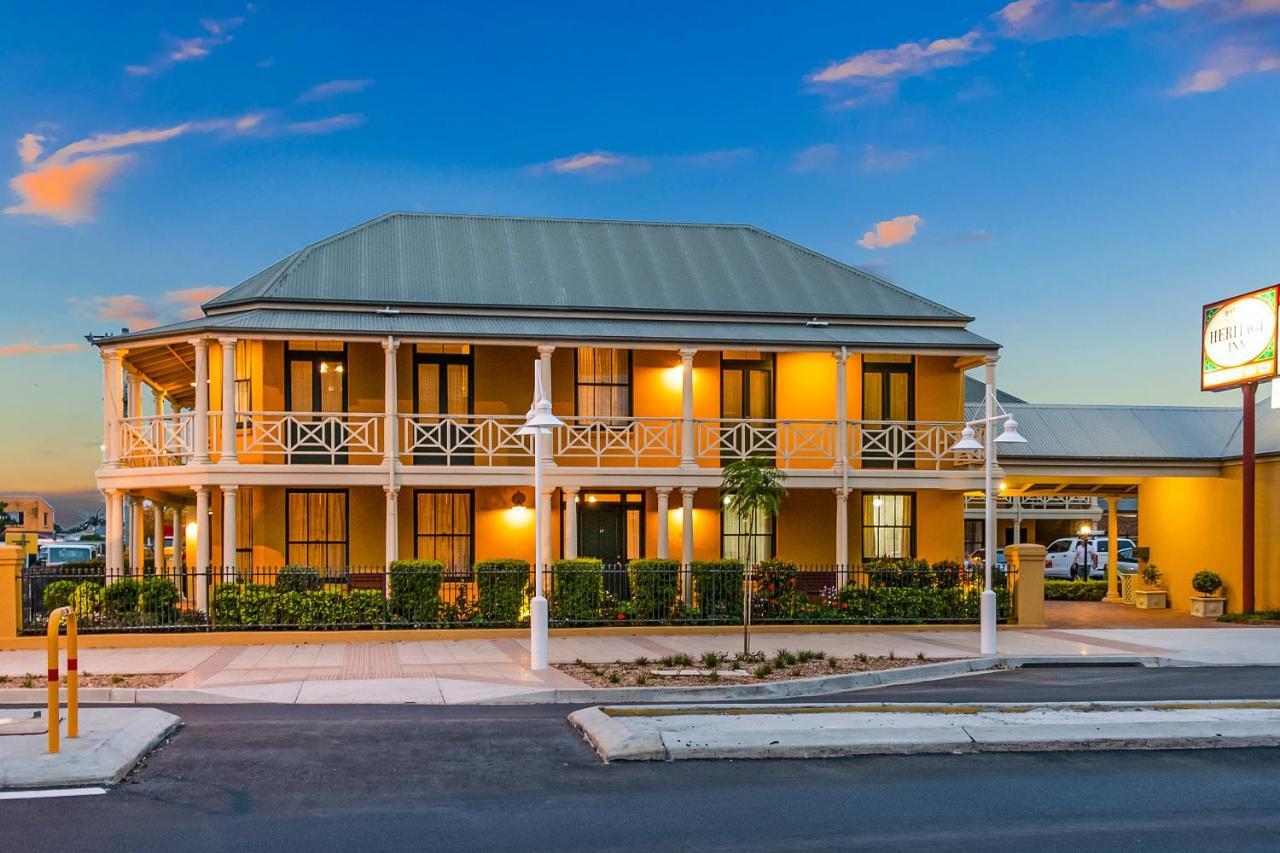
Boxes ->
[949,390,1027,656]
[518,361,564,671]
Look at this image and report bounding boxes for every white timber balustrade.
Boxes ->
[235,411,383,462]
[554,415,681,463]
[400,414,531,464]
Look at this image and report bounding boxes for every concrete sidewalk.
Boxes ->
[0,707,180,789]
[0,626,1275,704]
[571,700,1280,761]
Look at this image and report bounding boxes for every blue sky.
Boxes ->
[3,0,1280,495]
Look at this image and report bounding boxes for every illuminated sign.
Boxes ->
[1202,285,1278,391]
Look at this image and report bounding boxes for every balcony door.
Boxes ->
[285,343,348,464]
[413,345,473,465]
[720,352,775,461]
[862,355,914,469]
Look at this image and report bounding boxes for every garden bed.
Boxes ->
[0,672,180,689]
[555,649,941,688]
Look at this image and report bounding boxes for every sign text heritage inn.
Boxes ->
[91,213,1002,610]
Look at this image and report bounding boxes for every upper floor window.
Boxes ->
[234,341,252,429]
[575,348,631,420]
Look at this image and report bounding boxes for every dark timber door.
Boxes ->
[413,350,473,465]
[720,354,775,461]
[862,356,914,469]
[285,347,348,464]
[576,492,644,600]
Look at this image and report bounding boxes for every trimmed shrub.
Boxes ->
[139,577,180,620]
[1044,579,1108,602]
[344,590,386,625]
[276,565,324,593]
[691,560,744,621]
[42,580,80,613]
[389,559,444,623]
[212,583,245,626]
[835,583,1011,623]
[238,584,279,625]
[70,582,103,620]
[1192,571,1223,596]
[753,559,802,619]
[628,559,681,620]
[550,558,604,622]
[475,559,530,623]
[103,578,142,617]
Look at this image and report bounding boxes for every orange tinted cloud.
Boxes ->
[858,214,923,249]
[528,151,648,177]
[74,294,158,330]
[1171,45,1280,94]
[5,154,131,224]
[298,79,374,103]
[0,342,83,357]
[808,30,988,103]
[17,133,45,165]
[162,286,226,319]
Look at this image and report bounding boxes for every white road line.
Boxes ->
[0,787,107,801]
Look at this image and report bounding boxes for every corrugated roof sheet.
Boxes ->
[206,213,971,321]
[965,402,1247,460]
[101,308,999,351]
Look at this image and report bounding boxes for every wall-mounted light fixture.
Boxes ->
[511,490,527,509]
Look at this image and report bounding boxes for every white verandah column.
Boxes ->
[537,345,555,468]
[193,486,211,612]
[563,487,579,559]
[191,338,211,464]
[384,486,399,572]
[171,504,184,578]
[655,487,672,559]
[679,349,697,470]
[105,489,124,579]
[219,338,238,464]
[103,349,124,467]
[680,487,696,604]
[221,485,237,581]
[152,502,165,571]
[835,488,849,588]
[129,497,143,574]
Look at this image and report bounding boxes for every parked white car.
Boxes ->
[1044,536,1136,580]
[37,542,99,565]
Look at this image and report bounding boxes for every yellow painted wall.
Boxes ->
[916,356,964,422]
[917,490,965,563]
[778,489,836,564]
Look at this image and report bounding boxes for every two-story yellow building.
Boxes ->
[92,213,999,606]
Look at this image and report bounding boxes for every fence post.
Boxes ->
[0,544,21,639]
[1004,544,1046,628]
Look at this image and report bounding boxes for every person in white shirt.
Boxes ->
[1069,535,1098,581]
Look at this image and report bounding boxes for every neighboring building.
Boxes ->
[0,495,54,536]
[90,213,1000,598]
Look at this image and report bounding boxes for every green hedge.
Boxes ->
[550,558,604,622]
[475,559,530,623]
[103,578,142,617]
[389,559,444,623]
[212,583,386,627]
[42,580,79,613]
[1044,580,1108,601]
[139,577,180,617]
[628,559,681,620]
[690,560,743,621]
[276,565,324,593]
[834,584,1011,623]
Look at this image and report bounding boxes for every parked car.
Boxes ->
[37,542,100,565]
[967,548,1006,569]
[1044,536,1136,579]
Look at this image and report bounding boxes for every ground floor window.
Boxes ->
[863,492,914,559]
[414,490,474,571]
[720,503,777,564]
[286,489,348,570]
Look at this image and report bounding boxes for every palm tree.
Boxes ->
[721,456,786,656]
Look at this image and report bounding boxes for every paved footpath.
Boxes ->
[1,625,1275,704]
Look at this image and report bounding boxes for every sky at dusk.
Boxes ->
[3,0,1280,503]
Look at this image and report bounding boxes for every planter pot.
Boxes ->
[1133,589,1168,610]
[1190,596,1226,618]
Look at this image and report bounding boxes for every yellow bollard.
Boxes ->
[45,606,78,753]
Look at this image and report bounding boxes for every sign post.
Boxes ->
[1202,285,1279,613]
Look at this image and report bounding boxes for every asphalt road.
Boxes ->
[3,666,1280,852]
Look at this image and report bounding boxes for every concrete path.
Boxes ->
[0,625,1275,704]
[571,700,1280,761]
[0,707,179,789]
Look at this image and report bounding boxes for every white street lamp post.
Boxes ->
[950,402,1027,656]
[518,361,564,671]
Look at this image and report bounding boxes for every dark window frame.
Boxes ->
[718,352,777,420]
[284,488,350,571]
[565,489,646,563]
[572,348,635,420]
[861,491,917,561]
[412,488,476,575]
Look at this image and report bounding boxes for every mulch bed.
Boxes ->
[0,673,180,689]
[556,654,941,688]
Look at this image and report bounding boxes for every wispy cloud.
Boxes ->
[285,113,367,135]
[679,148,755,168]
[861,145,931,173]
[5,116,262,224]
[298,79,374,103]
[527,151,649,178]
[125,16,245,77]
[949,228,994,243]
[807,31,990,107]
[1170,44,1280,94]
[0,342,84,357]
[857,214,923,249]
[162,286,226,319]
[791,143,840,172]
[994,0,1141,40]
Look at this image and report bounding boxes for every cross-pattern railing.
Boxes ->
[112,412,980,469]
[118,413,193,466]
[965,495,1100,511]
[556,416,681,464]
[399,414,532,465]
[236,411,383,463]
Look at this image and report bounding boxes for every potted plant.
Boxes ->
[1189,571,1226,618]
[1133,563,1167,610]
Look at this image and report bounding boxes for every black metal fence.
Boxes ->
[20,559,1015,634]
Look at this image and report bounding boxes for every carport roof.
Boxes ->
[965,400,1278,461]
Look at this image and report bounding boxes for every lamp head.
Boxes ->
[994,417,1028,444]
[948,425,983,452]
